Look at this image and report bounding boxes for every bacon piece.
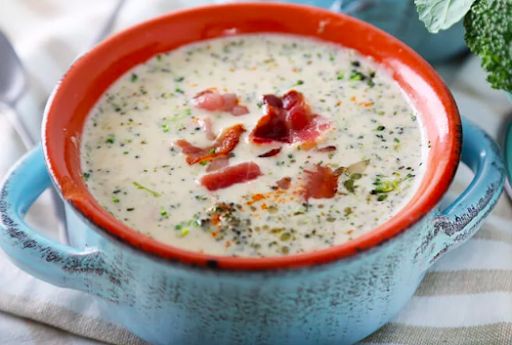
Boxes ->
[193,89,224,111]
[192,89,249,115]
[199,117,216,141]
[251,105,291,143]
[206,156,230,172]
[263,94,282,107]
[292,117,330,142]
[276,177,292,190]
[176,124,245,165]
[258,147,282,158]
[175,140,203,155]
[303,164,341,200]
[231,105,249,116]
[250,90,330,144]
[221,93,238,110]
[282,91,310,130]
[200,162,262,191]
[317,145,337,152]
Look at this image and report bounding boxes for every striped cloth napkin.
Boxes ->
[0,1,511,344]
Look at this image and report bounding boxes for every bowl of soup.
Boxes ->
[0,3,504,344]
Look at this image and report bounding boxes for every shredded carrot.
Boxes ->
[299,140,317,151]
[246,193,267,206]
[245,188,297,210]
[252,194,265,201]
[211,213,221,226]
[360,101,374,108]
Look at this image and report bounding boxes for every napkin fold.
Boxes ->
[0,1,510,344]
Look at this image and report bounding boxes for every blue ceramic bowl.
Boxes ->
[286,0,467,62]
[0,4,504,345]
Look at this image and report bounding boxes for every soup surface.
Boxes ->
[81,34,426,257]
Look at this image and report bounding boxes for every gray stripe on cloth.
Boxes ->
[416,269,512,296]
[484,196,512,219]
[361,322,512,345]
[0,293,147,345]
[475,224,512,246]
[0,310,104,345]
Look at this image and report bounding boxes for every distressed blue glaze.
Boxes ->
[0,118,504,345]
[285,0,466,62]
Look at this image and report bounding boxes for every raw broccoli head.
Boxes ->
[464,0,512,92]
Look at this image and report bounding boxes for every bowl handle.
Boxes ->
[428,118,505,265]
[0,147,120,300]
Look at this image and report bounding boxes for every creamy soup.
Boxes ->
[81,34,426,257]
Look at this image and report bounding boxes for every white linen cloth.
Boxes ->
[0,1,510,344]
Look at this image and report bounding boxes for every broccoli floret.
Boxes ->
[464,0,512,92]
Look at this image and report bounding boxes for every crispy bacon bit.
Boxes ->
[293,117,330,142]
[258,147,282,158]
[250,90,330,144]
[231,105,249,116]
[199,117,216,140]
[193,89,223,111]
[206,156,230,172]
[200,162,262,191]
[276,177,292,190]
[303,164,342,200]
[175,140,202,155]
[251,105,290,143]
[220,93,238,110]
[263,94,282,107]
[192,89,249,116]
[317,145,337,153]
[176,124,245,165]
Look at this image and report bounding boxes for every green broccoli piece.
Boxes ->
[414,0,476,33]
[464,0,512,92]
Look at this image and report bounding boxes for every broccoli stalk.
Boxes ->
[464,0,512,92]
